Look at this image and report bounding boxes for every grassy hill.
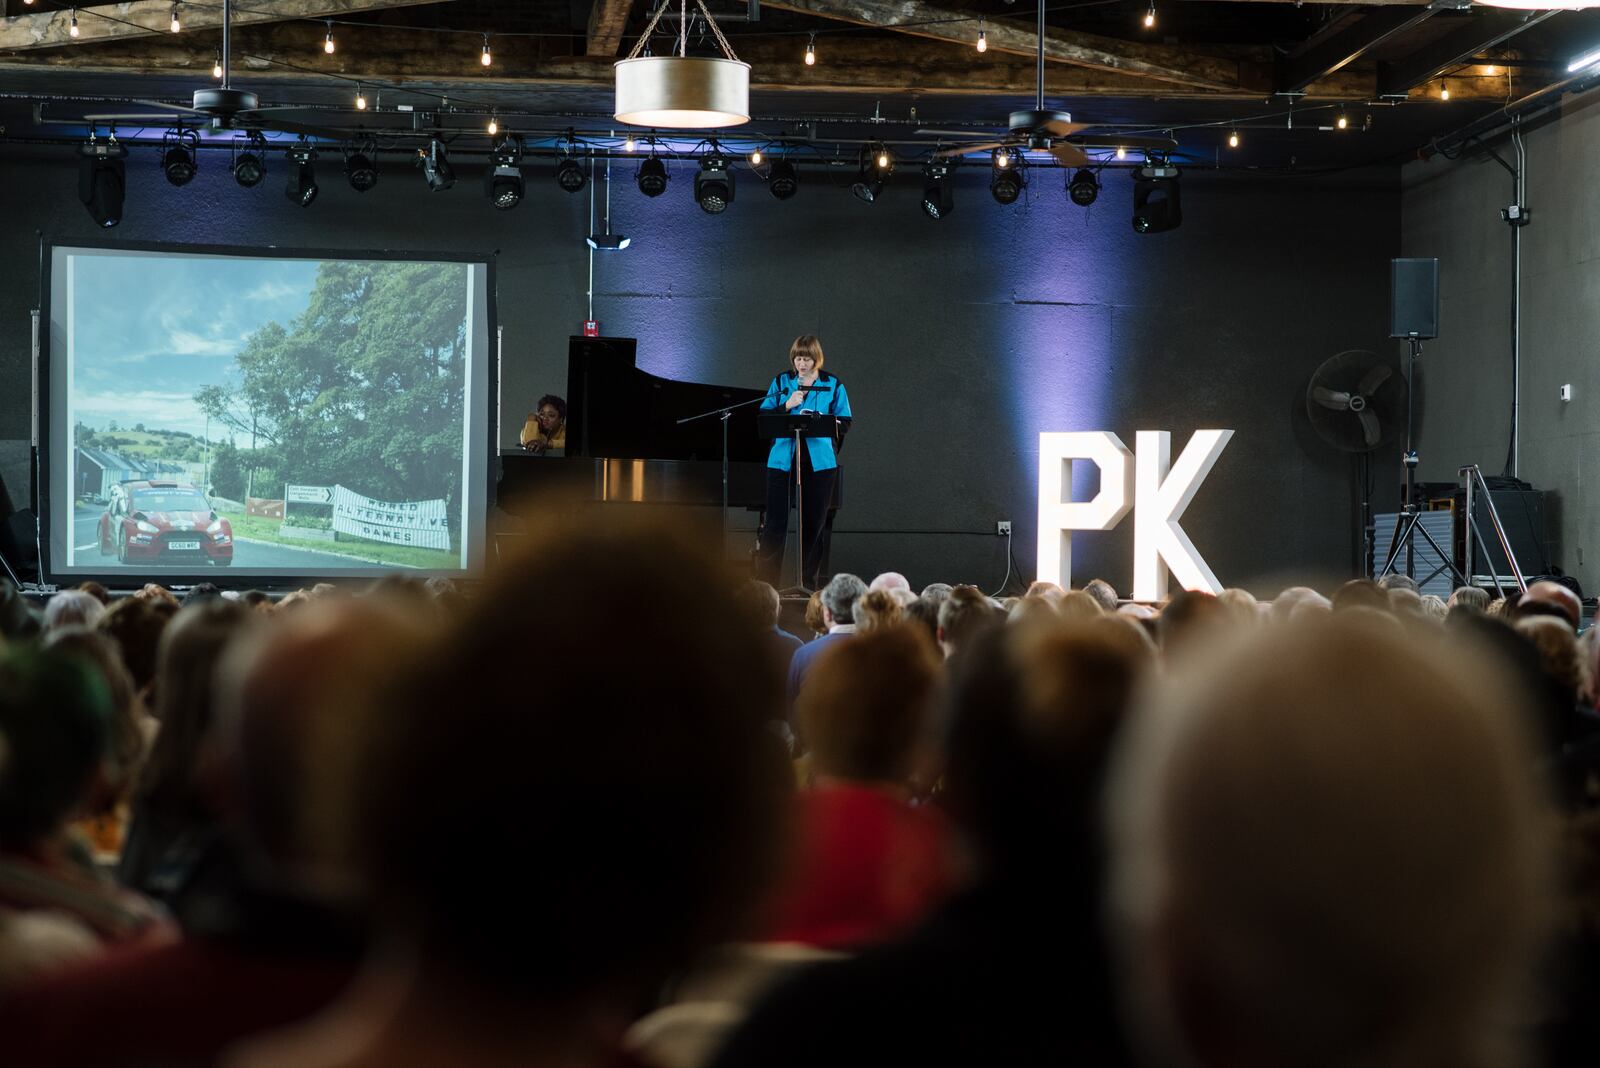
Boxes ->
[77,427,208,463]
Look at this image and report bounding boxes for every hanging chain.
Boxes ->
[622,0,741,61]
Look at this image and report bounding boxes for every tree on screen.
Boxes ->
[194,261,469,517]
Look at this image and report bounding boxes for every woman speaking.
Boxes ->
[758,335,853,589]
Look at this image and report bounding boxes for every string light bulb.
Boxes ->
[805,33,815,66]
[1228,128,1239,148]
[169,2,180,33]
[624,134,636,152]
[749,148,763,165]
[69,9,79,37]
[1440,80,1450,100]
[355,84,367,110]
[1116,145,1126,160]
[481,35,493,67]
[487,115,498,136]
[212,50,222,78]
[324,21,335,54]
[1143,2,1155,29]
[977,18,987,53]
[1484,63,1498,77]
[1336,109,1349,130]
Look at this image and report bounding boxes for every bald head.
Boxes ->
[1520,580,1581,630]
[1110,616,1550,1068]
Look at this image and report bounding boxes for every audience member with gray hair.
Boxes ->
[44,591,106,632]
[1082,578,1119,614]
[868,572,910,594]
[788,573,867,707]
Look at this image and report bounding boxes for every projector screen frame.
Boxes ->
[38,237,500,591]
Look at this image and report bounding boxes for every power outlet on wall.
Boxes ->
[997,520,1012,536]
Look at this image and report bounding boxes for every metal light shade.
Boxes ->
[614,56,751,128]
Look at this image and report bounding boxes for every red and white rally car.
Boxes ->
[97,480,233,566]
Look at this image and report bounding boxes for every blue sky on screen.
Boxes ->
[71,253,319,439]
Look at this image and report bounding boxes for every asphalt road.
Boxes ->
[71,503,373,572]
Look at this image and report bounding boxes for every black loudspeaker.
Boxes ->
[1390,257,1440,340]
[1470,489,1548,578]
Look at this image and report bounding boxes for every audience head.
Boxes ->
[42,626,146,811]
[821,573,867,627]
[803,590,827,638]
[0,646,110,852]
[1271,585,1331,624]
[1332,578,1388,614]
[1023,580,1065,605]
[1157,590,1226,659]
[853,588,905,635]
[134,599,256,817]
[1109,615,1551,1068]
[44,590,105,631]
[1517,580,1582,630]
[1447,585,1491,619]
[868,571,910,594]
[1377,573,1421,595]
[937,586,1002,659]
[1420,593,1448,622]
[902,597,940,646]
[1083,578,1120,613]
[735,579,783,630]
[944,618,1144,888]
[1515,615,1588,711]
[798,624,942,788]
[181,583,223,608]
[1058,589,1106,622]
[351,517,789,1005]
[1216,587,1259,625]
[75,581,110,606]
[134,583,180,607]
[919,582,954,607]
[97,596,177,701]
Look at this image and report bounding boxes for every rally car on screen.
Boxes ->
[97,481,233,566]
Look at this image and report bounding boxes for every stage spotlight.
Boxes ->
[285,143,318,206]
[766,158,798,200]
[233,134,267,187]
[344,147,378,192]
[990,149,1024,204]
[852,145,892,203]
[556,157,587,194]
[161,133,197,186]
[1132,162,1181,233]
[695,153,734,213]
[921,160,954,219]
[486,135,524,210]
[1067,167,1099,207]
[637,154,668,197]
[421,137,455,192]
[78,138,127,228]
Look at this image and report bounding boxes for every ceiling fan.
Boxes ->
[917,0,1178,168]
[77,0,350,140]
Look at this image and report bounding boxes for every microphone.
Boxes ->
[791,380,832,393]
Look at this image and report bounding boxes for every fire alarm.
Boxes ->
[582,320,600,337]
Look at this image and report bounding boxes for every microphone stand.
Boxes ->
[677,393,768,559]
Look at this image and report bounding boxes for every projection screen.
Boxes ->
[41,241,495,585]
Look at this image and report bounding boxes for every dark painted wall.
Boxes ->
[1402,95,1600,593]
[0,144,1399,593]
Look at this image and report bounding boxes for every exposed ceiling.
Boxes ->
[1,0,1596,169]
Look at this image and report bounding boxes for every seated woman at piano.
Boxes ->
[758,335,852,590]
[520,394,568,454]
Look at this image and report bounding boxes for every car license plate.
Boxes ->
[168,540,201,551]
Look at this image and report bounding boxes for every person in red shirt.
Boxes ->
[767,624,954,948]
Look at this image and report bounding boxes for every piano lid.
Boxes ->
[564,336,768,463]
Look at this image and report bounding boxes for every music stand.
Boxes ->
[757,411,835,592]
[677,393,769,556]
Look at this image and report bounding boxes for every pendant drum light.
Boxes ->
[615,0,750,129]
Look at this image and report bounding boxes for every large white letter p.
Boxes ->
[1036,432,1135,589]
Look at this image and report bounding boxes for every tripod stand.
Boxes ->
[1377,337,1466,588]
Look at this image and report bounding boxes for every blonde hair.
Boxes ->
[789,335,825,372]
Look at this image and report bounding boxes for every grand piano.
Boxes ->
[497,336,771,516]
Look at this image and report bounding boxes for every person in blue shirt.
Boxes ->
[758,335,853,589]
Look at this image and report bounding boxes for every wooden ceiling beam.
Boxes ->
[585,0,634,57]
[760,0,1255,92]
[0,0,449,53]
[0,21,1538,104]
